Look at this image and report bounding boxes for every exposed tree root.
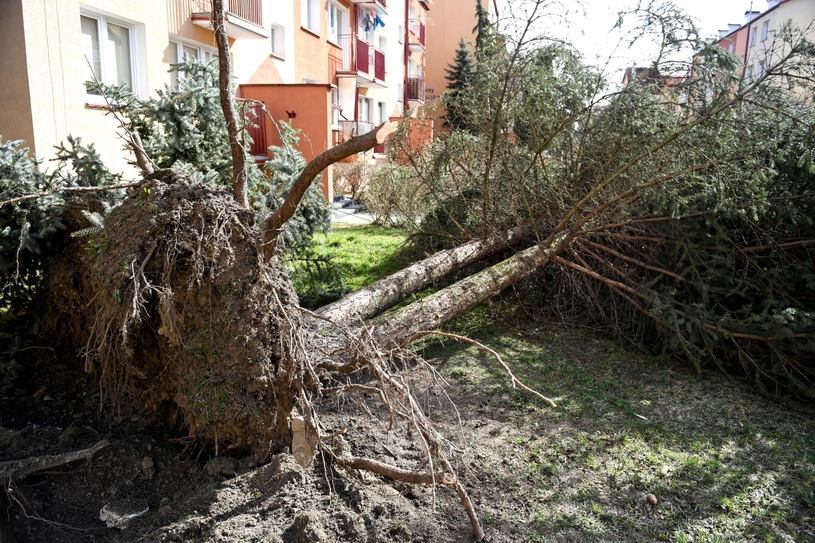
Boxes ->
[0,440,109,487]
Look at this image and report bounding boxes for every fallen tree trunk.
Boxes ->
[317,223,533,322]
[366,231,571,347]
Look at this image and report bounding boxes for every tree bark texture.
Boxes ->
[212,0,249,208]
[317,223,533,323]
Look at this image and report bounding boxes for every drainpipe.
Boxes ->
[404,0,410,115]
[743,1,753,76]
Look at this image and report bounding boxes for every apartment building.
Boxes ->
[715,0,815,83]
[0,0,433,199]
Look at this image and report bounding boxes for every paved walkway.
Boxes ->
[330,208,375,225]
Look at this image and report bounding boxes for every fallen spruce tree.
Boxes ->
[2,1,814,540]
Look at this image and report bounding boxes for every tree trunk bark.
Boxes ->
[317,223,533,322]
[365,231,570,348]
[212,0,248,208]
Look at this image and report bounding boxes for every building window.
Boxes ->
[168,38,217,89]
[271,24,285,58]
[301,0,319,34]
[81,12,135,95]
[750,28,757,47]
[745,64,754,81]
[728,42,736,54]
[328,3,348,44]
[758,61,766,78]
[331,87,340,128]
[761,20,769,42]
[378,101,386,123]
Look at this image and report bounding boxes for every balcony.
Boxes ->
[242,101,268,158]
[335,120,376,145]
[349,0,387,12]
[191,0,268,38]
[408,18,426,50]
[334,35,386,86]
[406,76,425,102]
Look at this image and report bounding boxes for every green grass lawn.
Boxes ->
[310,224,413,291]
[300,223,815,542]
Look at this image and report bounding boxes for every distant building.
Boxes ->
[713,0,815,84]
[622,66,685,91]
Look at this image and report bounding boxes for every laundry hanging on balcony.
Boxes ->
[360,7,385,32]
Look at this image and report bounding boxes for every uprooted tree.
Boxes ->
[2,1,814,540]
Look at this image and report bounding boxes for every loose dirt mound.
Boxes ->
[42,171,303,452]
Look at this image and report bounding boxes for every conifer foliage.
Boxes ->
[443,39,476,131]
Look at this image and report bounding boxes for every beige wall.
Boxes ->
[0,0,36,149]
[8,0,172,174]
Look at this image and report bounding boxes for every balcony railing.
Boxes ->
[336,120,375,144]
[335,35,385,82]
[357,38,369,73]
[406,76,425,101]
[408,19,426,47]
[242,101,268,157]
[333,34,354,72]
[374,49,385,81]
[192,0,262,27]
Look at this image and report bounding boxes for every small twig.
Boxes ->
[419,330,557,408]
[0,181,143,208]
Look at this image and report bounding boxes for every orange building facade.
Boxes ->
[424,0,496,118]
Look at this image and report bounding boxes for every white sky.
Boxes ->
[495,0,764,81]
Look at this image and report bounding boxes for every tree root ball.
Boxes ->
[42,171,304,453]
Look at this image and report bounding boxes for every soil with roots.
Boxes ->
[40,171,303,454]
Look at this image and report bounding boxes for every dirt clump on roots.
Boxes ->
[42,170,304,453]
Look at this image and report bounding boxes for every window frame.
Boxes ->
[328,2,349,45]
[168,36,217,89]
[270,24,286,58]
[80,9,139,104]
[301,0,320,35]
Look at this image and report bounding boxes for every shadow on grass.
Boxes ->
[420,322,815,543]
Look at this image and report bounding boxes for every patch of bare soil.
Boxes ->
[2,323,813,542]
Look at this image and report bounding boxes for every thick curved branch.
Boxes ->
[261,122,398,259]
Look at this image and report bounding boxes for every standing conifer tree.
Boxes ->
[443,39,475,130]
[473,0,493,52]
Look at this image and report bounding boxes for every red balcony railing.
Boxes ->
[343,37,385,81]
[193,0,263,27]
[406,76,424,101]
[356,38,369,73]
[374,50,385,81]
[243,101,267,157]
